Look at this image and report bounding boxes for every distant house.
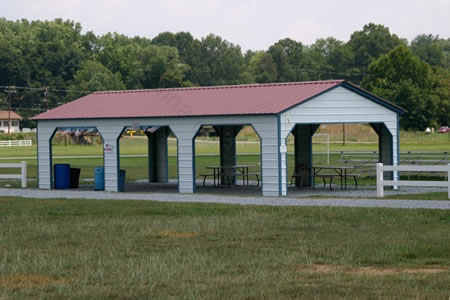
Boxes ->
[0,111,22,133]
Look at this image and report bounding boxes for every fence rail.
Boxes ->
[339,151,449,178]
[376,163,450,199]
[0,161,27,188]
[0,140,32,147]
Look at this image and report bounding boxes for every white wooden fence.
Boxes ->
[0,161,27,188]
[376,163,450,199]
[0,140,32,147]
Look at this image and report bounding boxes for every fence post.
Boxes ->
[447,163,450,200]
[21,161,27,188]
[376,163,383,197]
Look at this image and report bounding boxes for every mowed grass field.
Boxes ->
[0,197,449,298]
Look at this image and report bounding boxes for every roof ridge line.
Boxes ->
[93,80,345,95]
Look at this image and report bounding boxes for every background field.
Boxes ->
[0,125,448,187]
[0,197,449,298]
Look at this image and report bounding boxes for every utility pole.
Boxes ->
[342,123,346,146]
[4,86,16,135]
[43,86,49,111]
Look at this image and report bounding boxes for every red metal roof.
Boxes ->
[33,80,345,120]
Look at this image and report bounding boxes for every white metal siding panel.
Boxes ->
[171,124,199,193]
[252,117,281,196]
[37,123,55,189]
[97,125,124,192]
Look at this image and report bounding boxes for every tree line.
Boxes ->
[0,18,448,130]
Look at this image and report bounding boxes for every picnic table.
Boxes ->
[312,166,360,190]
[290,165,360,190]
[201,165,260,187]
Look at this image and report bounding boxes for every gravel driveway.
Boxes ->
[1,187,449,210]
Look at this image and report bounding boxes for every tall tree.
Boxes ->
[268,38,305,82]
[247,51,278,83]
[152,32,203,85]
[303,37,354,80]
[197,34,246,86]
[431,67,450,126]
[410,34,445,67]
[348,23,404,81]
[69,60,126,93]
[362,45,438,130]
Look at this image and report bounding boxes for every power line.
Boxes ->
[296,69,369,77]
[0,86,92,93]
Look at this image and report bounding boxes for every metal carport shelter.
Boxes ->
[32,80,404,196]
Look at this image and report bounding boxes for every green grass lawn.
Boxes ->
[0,197,448,298]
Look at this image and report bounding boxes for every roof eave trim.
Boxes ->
[32,112,278,122]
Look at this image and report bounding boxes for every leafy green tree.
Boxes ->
[96,33,190,89]
[268,38,305,82]
[95,33,135,80]
[198,34,246,85]
[247,51,278,83]
[436,38,450,70]
[69,60,125,92]
[0,29,29,86]
[0,18,91,117]
[152,32,203,85]
[410,34,444,67]
[303,37,354,80]
[362,45,438,130]
[431,67,450,126]
[124,44,190,89]
[348,23,404,81]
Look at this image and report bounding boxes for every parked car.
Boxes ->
[438,126,449,133]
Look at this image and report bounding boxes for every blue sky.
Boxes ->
[2,0,449,50]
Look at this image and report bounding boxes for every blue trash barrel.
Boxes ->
[54,164,71,189]
[94,166,105,191]
[118,170,126,192]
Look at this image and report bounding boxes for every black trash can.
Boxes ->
[70,168,81,188]
[118,170,126,192]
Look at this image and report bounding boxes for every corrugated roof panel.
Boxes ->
[33,80,345,120]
